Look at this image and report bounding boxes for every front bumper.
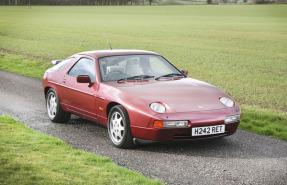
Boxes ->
[130,108,241,141]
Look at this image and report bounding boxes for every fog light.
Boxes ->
[154,121,188,128]
[225,115,240,124]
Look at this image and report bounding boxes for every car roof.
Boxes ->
[76,49,160,58]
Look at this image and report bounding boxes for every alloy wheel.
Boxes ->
[110,112,125,144]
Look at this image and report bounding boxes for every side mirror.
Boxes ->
[77,75,93,87]
[181,69,188,76]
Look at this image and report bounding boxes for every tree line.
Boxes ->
[0,0,284,5]
[0,0,152,5]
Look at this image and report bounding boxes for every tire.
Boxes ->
[46,88,71,123]
[108,105,134,148]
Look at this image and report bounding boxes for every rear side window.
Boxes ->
[50,57,74,71]
[68,58,96,82]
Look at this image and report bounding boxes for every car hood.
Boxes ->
[107,78,228,113]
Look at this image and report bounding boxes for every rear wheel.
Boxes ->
[108,105,134,148]
[46,88,71,123]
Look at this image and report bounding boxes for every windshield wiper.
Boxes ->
[117,75,155,82]
[155,73,184,80]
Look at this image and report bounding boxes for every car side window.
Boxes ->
[68,58,96,82]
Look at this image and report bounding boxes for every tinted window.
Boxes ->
[68,58,96,82]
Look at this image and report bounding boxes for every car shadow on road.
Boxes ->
[132,134,287,159]
[57,117,287,160]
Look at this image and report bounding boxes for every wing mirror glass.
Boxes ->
[181,69,188,76]
[77,75,93,87]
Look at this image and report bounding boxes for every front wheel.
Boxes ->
[46,88,71,123]
[108,105,134,148]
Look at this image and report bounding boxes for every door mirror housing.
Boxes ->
[181,69,188,76]
[77,75,93,87]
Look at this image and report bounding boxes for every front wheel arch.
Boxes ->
[106,102,120,118]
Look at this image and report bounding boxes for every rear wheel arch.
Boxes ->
[46,88,71,123]
[45,86,61,100]
[45,87,51,98]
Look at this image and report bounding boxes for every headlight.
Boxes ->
[150,103,166,113]
[153,121,189,128]
[220,97,235,107]
[225,115,241,124]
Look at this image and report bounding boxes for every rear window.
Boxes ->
[50,57,74,71]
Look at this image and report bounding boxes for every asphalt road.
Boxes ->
[0,70,286,185]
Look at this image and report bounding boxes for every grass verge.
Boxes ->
[240,106,287,141]
[1,52,286,142]
[0,115,162,185]
[0,51,52,79]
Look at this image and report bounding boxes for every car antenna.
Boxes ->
[103,32,112,50]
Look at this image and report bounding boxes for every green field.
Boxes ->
[0,115,162,184]
[0,5,287,140]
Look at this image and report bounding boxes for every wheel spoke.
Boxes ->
[115,130,121,139]
[118,124,124,131]
[109,111,125,143]
[112,130,117,138]
[116,117,122,123]
[52,106,57,115]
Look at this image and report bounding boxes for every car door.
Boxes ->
[61,57,98,121]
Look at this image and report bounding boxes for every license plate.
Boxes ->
[192,125,225,136]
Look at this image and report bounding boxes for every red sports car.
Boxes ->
[43,50,241,148]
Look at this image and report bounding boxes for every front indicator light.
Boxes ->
[153,121,189,128]
[225,115,241,124]
[153,121,164,128]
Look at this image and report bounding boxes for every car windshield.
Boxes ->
[98,54,184,82]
